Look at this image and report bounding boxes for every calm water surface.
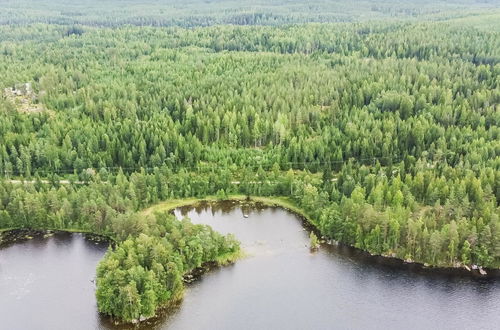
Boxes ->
[161,201,500,330]
[2,203,500,330]
[0,232,108,330]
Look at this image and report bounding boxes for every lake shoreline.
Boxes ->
[0,228,111,248]
[1,199,498,329]
[2,196,497,282]
[156,196,500,279]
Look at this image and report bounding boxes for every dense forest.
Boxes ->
[1,0,497,27]
[0,0,499,323]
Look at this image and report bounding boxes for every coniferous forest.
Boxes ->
[0,0,499,323]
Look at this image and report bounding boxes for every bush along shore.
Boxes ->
[0,228,110,248]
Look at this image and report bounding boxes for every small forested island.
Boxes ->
[0,0,499,324]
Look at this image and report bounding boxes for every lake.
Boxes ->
[0,231,108,330]
[1,201,499,330]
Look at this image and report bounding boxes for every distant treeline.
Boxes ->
[0,0,498,27]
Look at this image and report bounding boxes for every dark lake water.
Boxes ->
[0,232,108,330]
[163,201,500,330]
[2,202,500,330]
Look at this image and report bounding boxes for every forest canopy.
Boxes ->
[0,1,499,323]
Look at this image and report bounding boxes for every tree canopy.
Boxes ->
[0,3,499,323]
